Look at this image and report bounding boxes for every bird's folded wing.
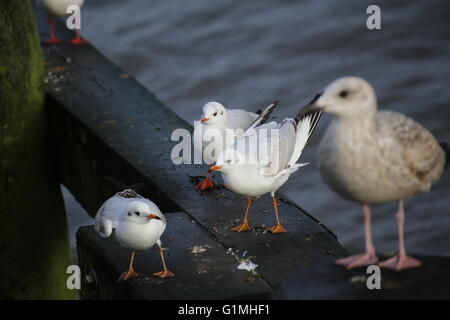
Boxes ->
[257,120,296,176]
[94,196,128,237]
[378,111,445,183]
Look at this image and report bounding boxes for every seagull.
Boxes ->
[95,189,175,281]
[210,100,322,233]
[193,101,262,190]
[38,0,85,44]
[298,76,449,271]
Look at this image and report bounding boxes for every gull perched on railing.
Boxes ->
[298,76,449,271]
[210,98,322,233]
[95,189,175,281]
[193,101,264,190]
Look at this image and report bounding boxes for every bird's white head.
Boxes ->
[307,77,378,119]
[211,148,246,173]
[201,102,227,125]
[124,201,161,224]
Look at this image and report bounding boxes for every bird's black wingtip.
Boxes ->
[440,142,450,169]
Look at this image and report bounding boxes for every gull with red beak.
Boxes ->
[95,189,175,281]
[210,99,322,233]
[299,76,449,271]
[193,101,265,190]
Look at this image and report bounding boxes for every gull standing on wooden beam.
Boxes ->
[298,76,449,271]
[210,99,322,233]
[95,189,175,281]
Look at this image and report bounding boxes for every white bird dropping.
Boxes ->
[95,189,175,281]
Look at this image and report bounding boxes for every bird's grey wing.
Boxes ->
[377,111,446,186]
[254,120,295,176]
[94,196,128,237]
[94,202,114,238]
[228,109,259,130]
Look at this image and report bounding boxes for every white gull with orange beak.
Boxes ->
[193,101,262,190]
[95,189,175,281]
[210,99,322,233]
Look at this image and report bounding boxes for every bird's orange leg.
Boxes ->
[194,172,215,191]
[45,16,61,44]
[232,198,252,232]
[379,201,422,271]
[153,244,175,278]
[69,16,84,45]
[267,196,287,233]
[118,250,139,281]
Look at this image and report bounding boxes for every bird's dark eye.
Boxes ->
[134,211,139,216]
[339,90,349,98]
[213,112,218,116]
[128,212,131,216]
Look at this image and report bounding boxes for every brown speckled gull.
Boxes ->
[301,76,448,271]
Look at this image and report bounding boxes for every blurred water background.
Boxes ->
[61,0,450,258]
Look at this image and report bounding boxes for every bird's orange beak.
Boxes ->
[208,165,222,172]
[201,117,209,123]
[147,213,161,220]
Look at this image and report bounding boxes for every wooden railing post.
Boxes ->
[0,0,76,299]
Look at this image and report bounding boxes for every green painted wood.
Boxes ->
[0,0,76,299]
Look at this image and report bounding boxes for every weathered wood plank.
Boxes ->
[34,6,349,298]
[274,255,450,299]
[77,212,272,299]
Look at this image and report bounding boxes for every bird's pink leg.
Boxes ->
[45,16,61,44]
[336,204,378,269]
[379,201,422,271]
[69,16,84,45]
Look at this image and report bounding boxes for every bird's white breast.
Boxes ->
[222,165,289,197]
[318,117,427,204]
[115,220,165,251]
[40,0,84,17]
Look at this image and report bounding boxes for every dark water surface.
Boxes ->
[66,0,450,256]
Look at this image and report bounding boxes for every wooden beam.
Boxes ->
[77,213,272,299]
